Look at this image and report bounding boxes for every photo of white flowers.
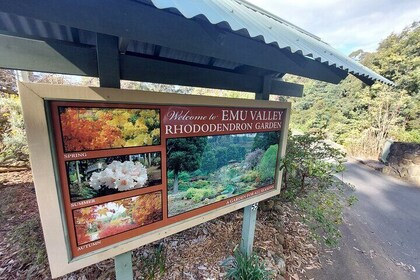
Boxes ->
[66,152,162,202]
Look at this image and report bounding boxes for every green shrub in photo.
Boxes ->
[185,187,216,202]
[167,132,280,216]
[257,144,278,182]
[215,194,228,201]
[178,171,192,182]
[190,180,210,189]
[240,170,259,183]
[227,168,240,180]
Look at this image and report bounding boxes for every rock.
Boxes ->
[408,166,420,176]
[400,168,409,177]
[277,233,285,246]
[384,142,420,185]
[383,166,398,176]
[265,199,275,210]
[277,276,286,280]
[276,244,284,254]
[274,222,285,235]
[403,153,415,160]
[400,159,412,166]
[273,203,283,213]
[274,255,286,275]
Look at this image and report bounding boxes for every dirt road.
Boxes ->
[307,159,420,280]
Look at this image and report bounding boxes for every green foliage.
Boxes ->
[280,133,345,200]
[390,127,420,143]
[295,181,358,246]
[167,137,207,192]
[178,171,192,182]
[189,179,210,189]
[279,132,353,247]
[286,22,420,157]
[187,134,252,177]
[167,137,207,174]
[185,187,216,202]
[241,170,259,183]
[222,250,271,280]
[151,156,161,166]
[257,144,278,182]
[0,94,29,167]
[227,168,240,179]
[135,243,166,280]
[252,132,280,151]
[201,149,218,174]
[296,188,343,246]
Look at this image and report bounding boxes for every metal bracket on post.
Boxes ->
[96,32,132,280]
[240,75,271,256]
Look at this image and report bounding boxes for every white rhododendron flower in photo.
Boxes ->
[89,160,148,191]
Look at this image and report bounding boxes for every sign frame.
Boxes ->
[19,82,290,278]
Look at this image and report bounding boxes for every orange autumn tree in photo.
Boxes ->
[131,192,162,225]
[73,206,97,245]
[59,107,160,152]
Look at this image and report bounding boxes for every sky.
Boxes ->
[248,0,420,55]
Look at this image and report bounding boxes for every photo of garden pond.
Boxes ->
[66,152,162,202]
[167,132,280,217]
[73,192,162,245]
[58,107,160,152]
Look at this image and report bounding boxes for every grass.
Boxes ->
[135,243,166,279]
[222,249,271,280]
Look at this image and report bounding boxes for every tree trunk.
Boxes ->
[173,170,179,194]
[76,161,81,184]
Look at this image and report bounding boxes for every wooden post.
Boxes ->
[96,33,133,280]
[240,76,272,256]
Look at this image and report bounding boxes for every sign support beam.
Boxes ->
[240,75,271,256]
[96,32,133,280]
[240,203,259,256]
[97,33,120,88]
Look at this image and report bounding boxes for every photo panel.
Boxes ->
[167,131,280,217]
[58,107,161,152]
[73,191,163,246]
[66,152,162,202]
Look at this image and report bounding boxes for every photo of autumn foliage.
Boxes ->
[66,152,162,202]
[59,107,160,152]
[167,132,280,216]
[73,192,162,245]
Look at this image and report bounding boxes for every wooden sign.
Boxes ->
[19,83,290,277]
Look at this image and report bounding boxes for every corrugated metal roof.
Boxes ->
[0,0,393,86]
[146,0,393,85]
